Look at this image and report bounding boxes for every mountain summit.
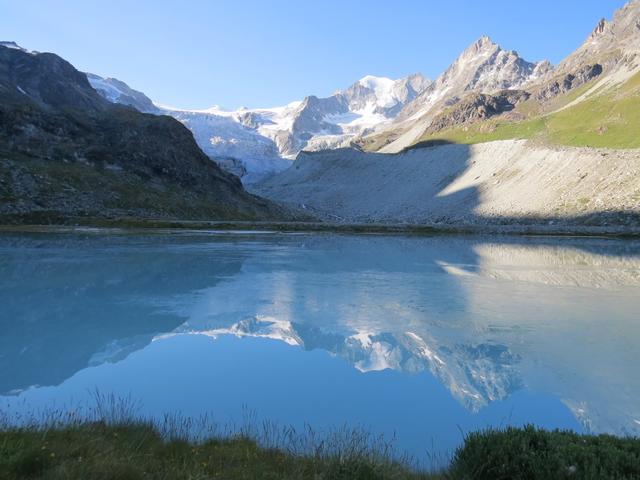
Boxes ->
[373,36,551,153]
[557,0,640,74]
[75,1,639,180]
[396,36,550,123]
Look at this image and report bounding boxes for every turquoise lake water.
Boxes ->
[1,231,639,463]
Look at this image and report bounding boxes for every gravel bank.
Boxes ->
[252,140,640,228]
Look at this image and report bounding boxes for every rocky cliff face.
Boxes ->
[533,64,603,102]
[0,44,284,221]
[425,90,531,134]
[556,0,640,74]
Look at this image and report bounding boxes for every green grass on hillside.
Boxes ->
[414,71,640,150]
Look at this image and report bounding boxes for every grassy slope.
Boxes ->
[1,423,639,479]
[413,71,640,150]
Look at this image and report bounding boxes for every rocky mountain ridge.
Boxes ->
[88,29,552,178]
[0,44,284,221]
[57,1,640,184]
[373,0,640,152]
[89,72,432,181]
[87,32,552,179]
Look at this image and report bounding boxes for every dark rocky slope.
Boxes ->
[424,90,531,134]
[0,44,285,222]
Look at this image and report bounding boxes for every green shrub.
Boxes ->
[450,425,640,480]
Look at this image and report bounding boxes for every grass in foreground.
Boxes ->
[451,426,640,480]
[1,422,639,479]
[0,421,435,480]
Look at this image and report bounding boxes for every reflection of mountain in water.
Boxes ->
[1,233,639,437]
[168,316,523,413]
[0,233,249,393]
[161,236,640,436]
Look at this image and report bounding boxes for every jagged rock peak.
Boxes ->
[473,35,497,50]
[459,35,500,58]
[557,0,640,74]
[531,59,554,78]
[591,18,609,38]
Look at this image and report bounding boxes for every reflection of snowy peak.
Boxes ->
[5,234,640,438]
[172,315,520,413]
[194,316,303,346]
[159,237,640,436]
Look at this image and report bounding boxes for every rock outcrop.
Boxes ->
[533,64,603,102]
[425,90,530,134]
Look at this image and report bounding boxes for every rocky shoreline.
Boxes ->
[1,218,639,238]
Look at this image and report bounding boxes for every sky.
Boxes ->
[0,0,629,109]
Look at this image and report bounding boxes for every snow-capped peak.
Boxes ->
[353,75,415,110]
[0,41,29,53]
[358,74,395,91]
[88,69,430,180]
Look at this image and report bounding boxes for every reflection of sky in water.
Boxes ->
[1,232,639,462]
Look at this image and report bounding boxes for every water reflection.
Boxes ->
[1,232,639,458]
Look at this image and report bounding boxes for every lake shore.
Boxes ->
[1,217,640,238]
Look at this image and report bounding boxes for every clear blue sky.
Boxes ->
[1,0,628,109]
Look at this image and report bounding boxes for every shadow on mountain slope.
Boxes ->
[254,144,481,224]
[252,141,640,230]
